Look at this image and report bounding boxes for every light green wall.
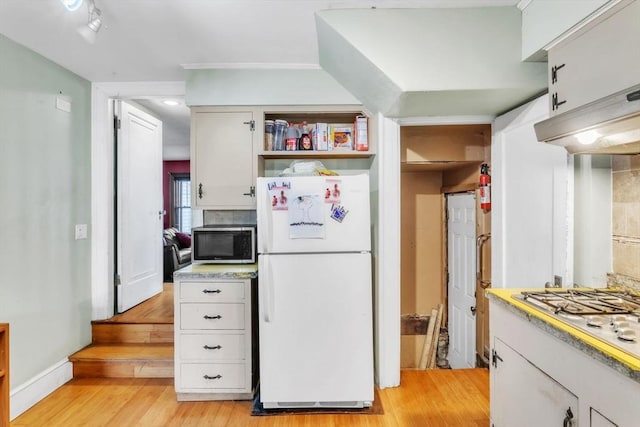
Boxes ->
[316,7,548,117]
[521,0,608,61]
[0,34,92,388]
[185,68,360,106]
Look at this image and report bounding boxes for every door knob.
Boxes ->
[470,306,477,315]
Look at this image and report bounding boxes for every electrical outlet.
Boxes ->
[554,275,562,288]
[75,224,88,240]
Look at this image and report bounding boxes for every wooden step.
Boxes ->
[91,322,173,344]
[70,343,174,379]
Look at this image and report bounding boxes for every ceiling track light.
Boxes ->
[86,0,102,33]
[60,0,84,12]
[77,0,103,43]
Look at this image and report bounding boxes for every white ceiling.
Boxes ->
[0,0,521,159]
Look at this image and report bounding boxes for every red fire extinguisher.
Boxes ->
[479,163,491,211]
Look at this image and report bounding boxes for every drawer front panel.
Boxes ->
[180,303,245,330]
[180,334,246,360]
[180,281,245,301]
[180,363,246,389]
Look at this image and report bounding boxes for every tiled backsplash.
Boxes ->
[612,155,640,283]
[203,210,257,225]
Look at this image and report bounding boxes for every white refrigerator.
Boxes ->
[256,174,374,409]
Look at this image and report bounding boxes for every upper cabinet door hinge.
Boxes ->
[114,117,121,130]
[244,120,255,131]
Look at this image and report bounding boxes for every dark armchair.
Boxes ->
[163,227,192,281]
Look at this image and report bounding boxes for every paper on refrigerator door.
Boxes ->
[288,193,325,239]
[268,180,290,211]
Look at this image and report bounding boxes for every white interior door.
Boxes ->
[447,192,477,369]
[116,101,164,313]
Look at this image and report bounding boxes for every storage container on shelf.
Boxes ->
[273,119,287,151]
[285,123,300,151]
[264,119,275,151]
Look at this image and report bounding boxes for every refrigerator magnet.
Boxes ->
[330,203,349,223]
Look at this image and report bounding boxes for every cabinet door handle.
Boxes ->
[563,407,574,427]
[203,345,222,350]
[491,349,503,368]
[551,63,565,84]
[203,315,222,320]
[202,289,221,294]
[203,374,222,380]
[198,183,203,199]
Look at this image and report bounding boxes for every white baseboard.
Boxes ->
[10,359,73,421]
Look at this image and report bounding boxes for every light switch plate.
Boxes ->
[56,96,71,113]
[75,224,87,240]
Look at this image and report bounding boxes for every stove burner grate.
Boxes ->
[521,289,640,317]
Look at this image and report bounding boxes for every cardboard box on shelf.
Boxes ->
[329,124,354,151]
[354,116,368,151]
[312,123,329,151]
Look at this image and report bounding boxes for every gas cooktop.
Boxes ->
[512,289,640,359]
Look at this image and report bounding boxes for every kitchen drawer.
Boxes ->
[179,334,246,361]
[180,303,245,330]
[180,281,245,301]
[180,363,246,389]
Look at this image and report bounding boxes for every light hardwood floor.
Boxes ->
[11,369,489,426]
[13,284,490,426]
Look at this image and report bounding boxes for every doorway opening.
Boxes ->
[399,123,492,369]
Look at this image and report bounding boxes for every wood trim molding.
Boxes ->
[375,114,401,388]
[91,82,186,321]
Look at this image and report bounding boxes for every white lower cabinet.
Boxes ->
[174,279,255,401]
[489,299,639,427]
[491,338,578,426]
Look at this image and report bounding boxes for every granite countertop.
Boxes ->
[173,263,258,280]
[487,288,640,383]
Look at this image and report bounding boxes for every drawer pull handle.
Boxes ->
[203,374,222,380]
[202,289,222,294]
[204,315,222,320]
[203,345,222,350]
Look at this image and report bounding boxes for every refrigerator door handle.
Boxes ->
[257,184,273,254]
[262,257,274,322]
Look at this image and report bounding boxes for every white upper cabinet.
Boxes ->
[191,108,257,210]
[547,0,640,115]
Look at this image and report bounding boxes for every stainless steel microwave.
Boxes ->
[191,225,256,264]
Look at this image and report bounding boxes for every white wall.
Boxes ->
[520,0,609,60]
[573,155,612,287]
[492,94,570,289]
